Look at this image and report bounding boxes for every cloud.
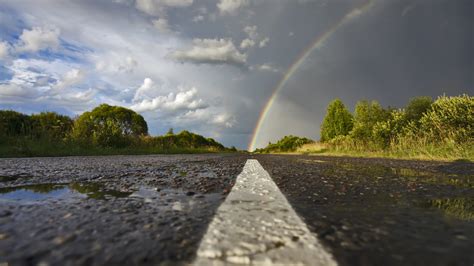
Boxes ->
[240,38,255,49]
[0,42,11,59]
[131,87,208,113]
[95,56,138,74]
[133,77,156,101]
[259,37,269,48]
[0,83,38,98]
[15,26,60,53]
[217,0,248,15]
[244,25,258,39]
[53,69,85,90]
[240,25,269,49]
[152,18,170,32]
[255,63,280,73]
[135,0,193,16]
[169,38,247,67]
[181,109,236,128]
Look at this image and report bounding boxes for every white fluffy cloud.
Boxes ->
[217,0,248,15]
[0,42,10,59]
[131,87,208,112]
[53,69,85,90]
[170,38,247,67]
[133,77,156,101]
[15,26,60,53]
[240,25,269,49]
[0,83,37,98]
[240,38,255,49]
[181,109,235,128]
[135,0,193,16]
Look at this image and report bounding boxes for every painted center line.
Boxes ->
[194,159,337,265]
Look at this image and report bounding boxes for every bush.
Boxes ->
[419,94,473,143]
[255,135,313,153]
[405,96,433,123]
[30,112,73,141]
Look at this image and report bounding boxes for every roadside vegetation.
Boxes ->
[257,94,474,161]
[254,135,313,153]
[0,104,234,157]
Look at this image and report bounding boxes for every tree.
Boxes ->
[405,96,433,122]
[350,100,390,141]
[30,112,73,140]
[71,104,148,147]
[166,128,174,135]
[320,99,353,142]
[0,110,31,138]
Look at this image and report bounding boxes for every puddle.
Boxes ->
[330,162,474,188]
[0,183,132,203]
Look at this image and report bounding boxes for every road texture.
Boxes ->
[0,154,473,265]
[0,154,247,265]
[256,154,474,266]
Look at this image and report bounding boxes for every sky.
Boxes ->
[0,0,472,150]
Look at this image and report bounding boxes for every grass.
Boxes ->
[0,139,231,158]
[295,142,474,162]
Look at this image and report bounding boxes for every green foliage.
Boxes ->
[405,96,433,122]
[71,104,148,148]
[350,100,390,141]
[320,94,473,161]
[320,99,353,142]
[255,135,313,153]
[0,110,32,139]
[0,104,233,157]
[30,112,73,141]
[418,94,473,143]
[141,130,225,151]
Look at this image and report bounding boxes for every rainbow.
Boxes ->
[248,0,375,151]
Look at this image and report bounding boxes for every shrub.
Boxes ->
[419,94,473,143]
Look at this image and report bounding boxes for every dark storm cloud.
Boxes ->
[253,0,473,149]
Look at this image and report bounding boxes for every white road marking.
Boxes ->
[193,159,337,265]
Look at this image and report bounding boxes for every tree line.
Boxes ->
[255,94,472,159]
[0,104,229,157]
[319,94,473,157]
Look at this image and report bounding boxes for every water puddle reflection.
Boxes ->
[0,183,132,203]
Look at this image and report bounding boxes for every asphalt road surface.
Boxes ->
[0,154,473,265]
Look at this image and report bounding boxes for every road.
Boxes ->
[0,154,473,265]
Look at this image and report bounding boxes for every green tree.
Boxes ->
[71,104,148,147]
[166,128,174,135]
[30,112,73,140]
[0,110,31,138]
[350,100,390,141]
[405,96,433,122]
[320,99,353,142]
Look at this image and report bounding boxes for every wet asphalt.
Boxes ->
[0,154,473,265]
[0,154,247,265]
[256,155,474,266]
